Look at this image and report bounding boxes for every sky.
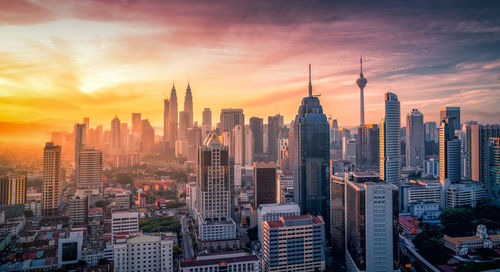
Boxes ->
[1,0,500,144]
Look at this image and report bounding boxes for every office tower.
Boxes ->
[278,127,290,171]
[0,176,26,205]
[163,99,170,145]
[202,108,212,128]
[440,118,461,185]
[380,92,401,185]
[120,122,129,151]
[111,115,121,153]
[257,203,300,243]
[345,173,399,272]
[254,162,277,207]
[111,211,139,238]
[233,125,245,165]
[42,142,61,216]
[245,126,253,166]
[141,119,155,153]
[95,125,103,148]
[220,109,245,164]
[74,123,86,180]
[330,175,345,264]
[250,117,264,157]
[132,113,142,151]
[196,133,237,247]
[399,179,442,212]
[114,233,174,272]
[277,174,294,204]
[425,122,437,142]
[406,109,425,167]
[262,215,326,272]
[83,117,89,136]
[465,123,500,183]
[489,138,500,204]
[292,65,330,233]
[168,84,178,149]
[423,158,440,178]
[184,83,193,128]
[187,124,203,163]
[440,106,460,132]
[356,124,379,171]
[179,111,189,139]
[69,195,88,225]
[76,148,103,191]
[268,114,283,162]
[356,57,367,125]
[343,137,356,161]
[446,181,486,209]
[180,251,259,272]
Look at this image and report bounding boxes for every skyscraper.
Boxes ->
[184,83,193,129]
[356,124,379,171]
[196,132,237,250]
[267,114,283,162]
[465,123,500,183]
[440,118,461,185]
[245,126,253,166]
[345,173,399,272]
[163,99,170,146]
[0,176,26,205]
[489,138,500,205]
[111,115,121,153]
[74,123,86,182]
[292,65,330,234]
[250,117,264,157]
[406,109,425,167]
[43,142,61,216]
[440,106,460,132]
[253,162,277,207]
[380,92,401,185]
[187,124,202,164]
[202,108,212,141]
[424,121,437,142]
[141,119,155,153]
[220,109,245,164]
[179,111,189,139]
[132,113,142,151]
[76,148,103,192]
[168,84,178,150]
[356,57,367,125]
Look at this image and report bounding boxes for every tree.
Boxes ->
[439,207,475,236]
[173,245,183,258]
[97,258,109,265]
[116,173,133,184]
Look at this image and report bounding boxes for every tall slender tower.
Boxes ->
[356,57,367,125]
[43,142,61,216]
[111,116,121,154]
[169,83,178,149]
[380,92,401,185]
[184,83,193,128]
[163,99,170,146]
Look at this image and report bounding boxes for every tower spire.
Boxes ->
[308,64,312,97]
[360,56,363,76]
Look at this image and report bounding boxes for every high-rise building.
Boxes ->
[262,215,326,272]
[187,124,202,164]
[267,114,283,162]
[440,118,461,185]
[406,109,425,167]
[111,116,121,153]
[253,162,277,207]
[292,65,330,234]
[465,123,500,183]
[184,83,193,129]
[42,142,61,216]
[141,119,155,153]
[330,175,345,265]
[179,111,189,139]
[196,133,237,249]
[356,57,367,125]
[356,124,379,171]
[168,84,178,150]
[114,233,174,272]
[277,174,294,204]
[74,123,86,182]
[489,138,500,205]
[0,176,26,205]
[76,148,103,191]
[202,108,212,141]
[278,127,290,172]
[425,122,437,143]
[440,106,460,133]
[120,123,129,152]
[245,126,253,166]
[380,92,401,185]
[132,113,142,151]
[69,195,88,225]
[345,173,399,272]
[111,211,139,238]
[220,109,245,165]
[257,203,300,243]
[83,117,89,137]
[232,125,245,165]
[250,117,264,157]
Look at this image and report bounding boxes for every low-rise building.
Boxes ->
[399,216,419,238]
[446,181,486,208]
[180,251,260,272]
[443,225,500,255]
[409,201,440,219]
[256,203,300,243]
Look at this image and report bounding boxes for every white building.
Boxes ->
[179,251,260,272]
[257,203,300,243]
[186,182,197,216]
[400,179,442,212]
[111,211,139,239]
[406,109,425,168]
[410,201,441,219]
[58,231,83,268]
[277,174,294,204]
[423,158,439,178]
[114,233,174,272]
[114,192,131,210]
[446,181,486,208]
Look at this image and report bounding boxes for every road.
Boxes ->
[180,215,194,258]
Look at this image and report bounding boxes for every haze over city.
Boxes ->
[1,0,500,146]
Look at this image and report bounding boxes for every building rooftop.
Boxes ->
[266,214,324,228]
[180,255,259,268]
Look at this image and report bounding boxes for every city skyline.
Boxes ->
[1,0,500,145]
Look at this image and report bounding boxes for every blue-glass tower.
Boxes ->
[292,65,330,234]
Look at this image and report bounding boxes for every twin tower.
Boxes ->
[164,82,193,149]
